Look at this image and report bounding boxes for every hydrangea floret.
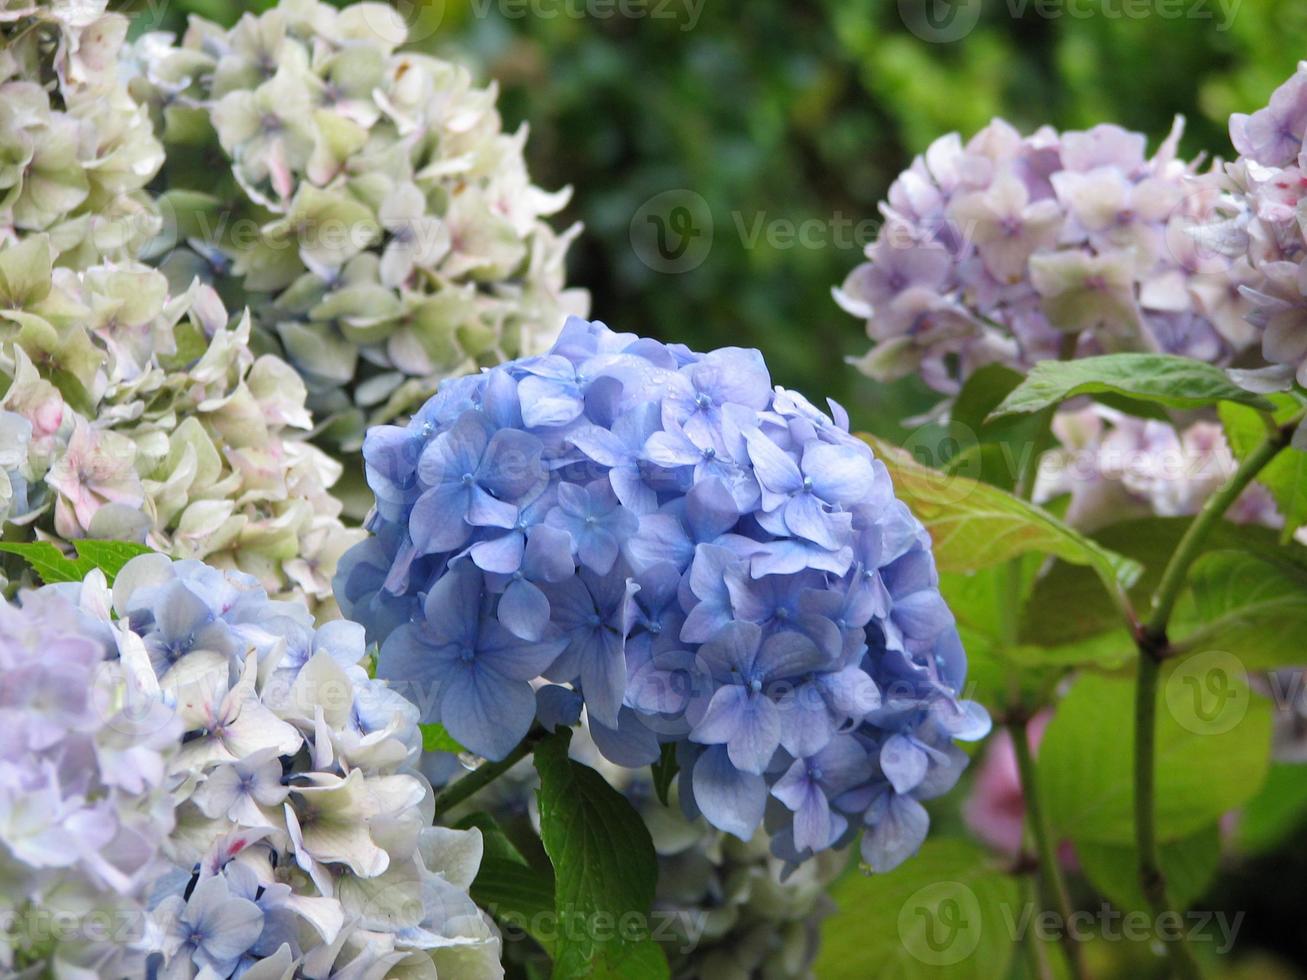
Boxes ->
[127,0,589,446]
[836,116,1255,395]
[0,235,363,610]
[9,554,503,978]
[338,316,990,871]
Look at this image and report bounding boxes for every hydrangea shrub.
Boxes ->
[340,316,989,871]
[2,555,502,978]
[128,0,589,447]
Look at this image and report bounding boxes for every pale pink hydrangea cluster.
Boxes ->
[1034,405,1282,532]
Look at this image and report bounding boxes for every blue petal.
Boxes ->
[861,792,929,873]
[522,525,575,583]
[479,428,545,500]
[881,734,929,795]
[417,411,489,485]
[589,708,661,767]
[536,684,583,731]
[498,578,551,641]
[467,486,518,530]
[692,745,766,840]
[409,484,471,554]
[438,663,535,761]
[470,530,525,574]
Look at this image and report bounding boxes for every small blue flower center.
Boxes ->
[694,392,712,409]
[749,678,763,694]
[809,766,824,782]
[459,646,475,663]
[802,476,814,492]
[461,472,475,486]
[701,447,716,460]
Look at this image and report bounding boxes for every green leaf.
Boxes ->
[861,434,1140,599]
[70,540,155,582]
[650,744,679,807]
[815,839,1019,980]
[1172,551,1307,669]
[946,363,1047,491]
[988,354,1273,420]
[1237,764,1307,856]
[420,722,467,755]
[1019,517,1307,649]
[534,728,664,980]
[458,812,558,957]
[455,812,530,866]
[1039,671,1271,846]
[1220,398,1307,541]
[1076,824,1220,913]
[0,541,95,584]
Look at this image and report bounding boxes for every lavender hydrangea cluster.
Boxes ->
[339,316,990,871]
[0,586,178,977]
[1206,61,1307,388]
[23,555,503,978]
[127,0,589,446]
[836,117,1256,395]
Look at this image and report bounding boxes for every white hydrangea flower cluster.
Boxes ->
[0,235,364,611]
[26,555,504,979]
[1,0,164,266]
[128,0,589,447]
[0,583,179,977]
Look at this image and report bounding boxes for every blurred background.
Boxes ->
[112,0,1307,975]
[118,0,1307,443]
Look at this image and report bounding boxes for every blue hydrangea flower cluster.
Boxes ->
[339,316,990,870]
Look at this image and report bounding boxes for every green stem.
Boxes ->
[1011,716,1089,980]
[1130,409,1302,980]
[432,730,542,816]
[1130,651,1203,979]
[1145,410,1304,637]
